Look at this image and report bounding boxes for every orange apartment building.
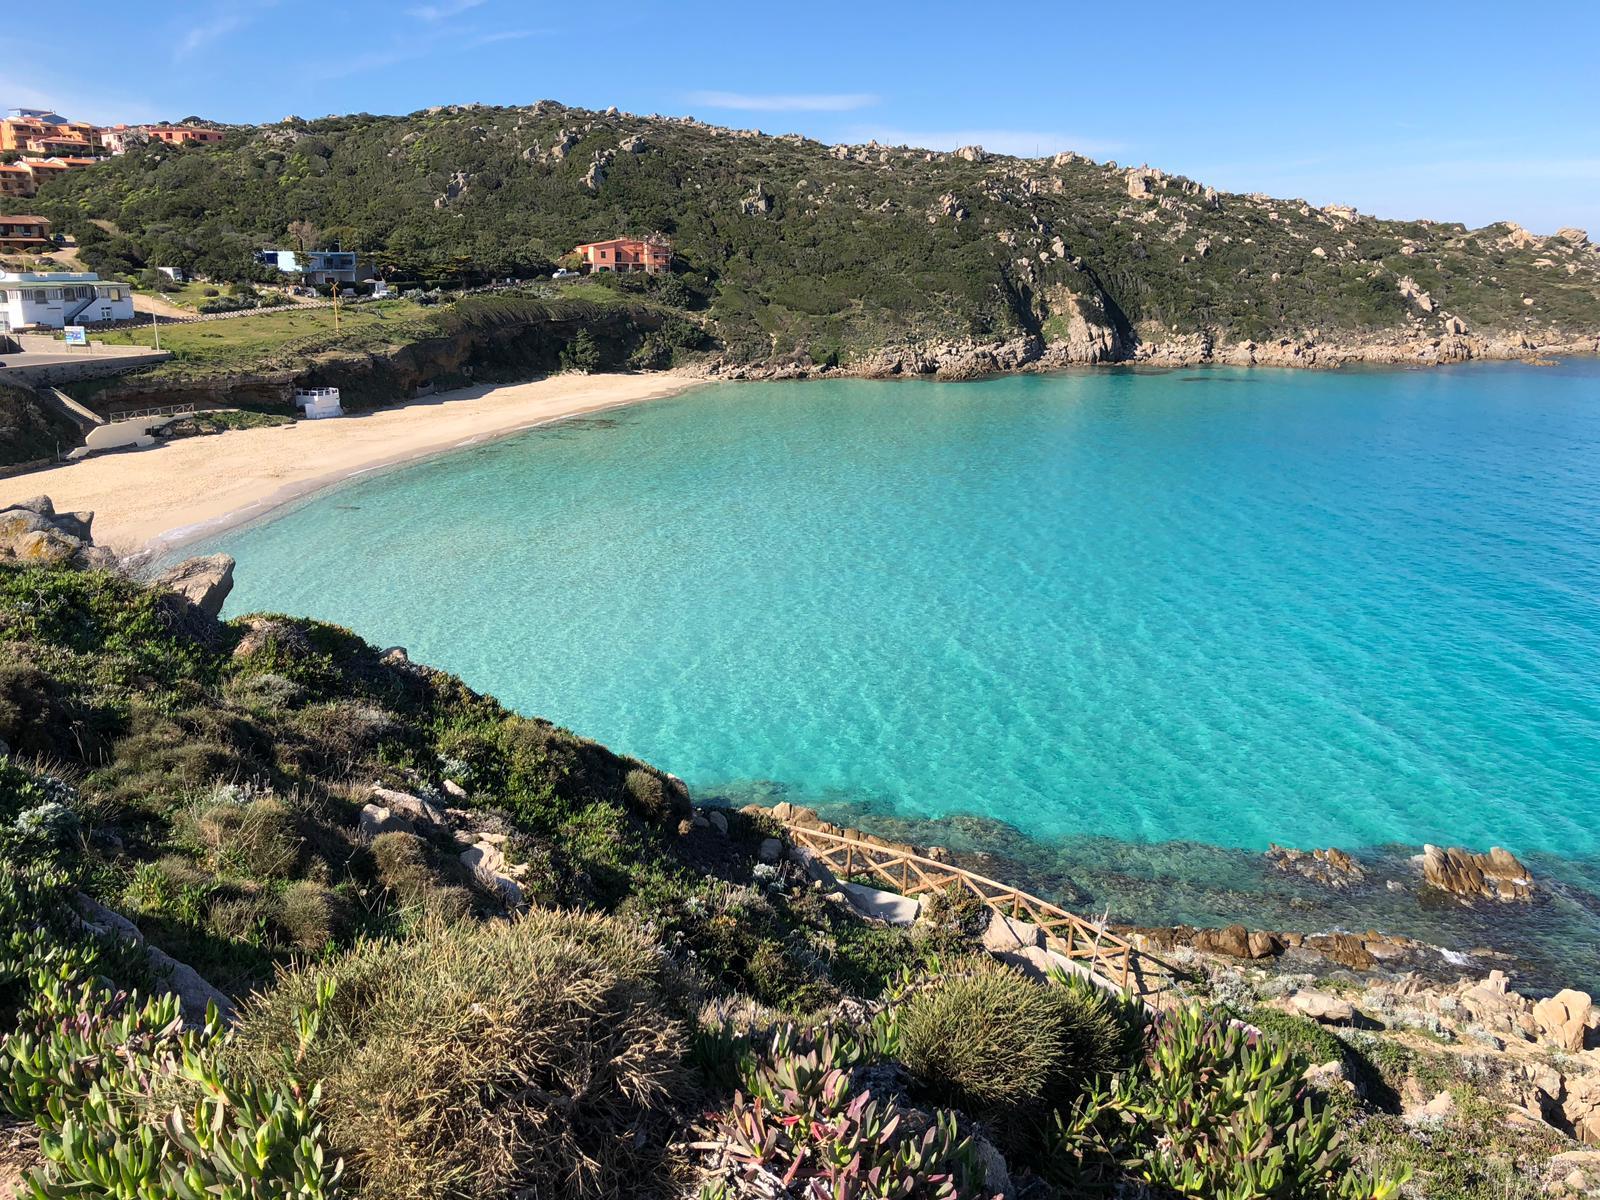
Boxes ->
[0,163,32,198]
[145,125,225,146]
[0,115,98,156]
[573,235,674,275]
[0,215,51,252]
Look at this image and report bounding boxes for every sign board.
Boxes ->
[63,326,88,346]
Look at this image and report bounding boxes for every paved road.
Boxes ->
[0,345,171,382]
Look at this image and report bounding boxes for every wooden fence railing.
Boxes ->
[783,823,1184,1001]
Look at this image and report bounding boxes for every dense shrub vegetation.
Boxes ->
[12,103,1597,368]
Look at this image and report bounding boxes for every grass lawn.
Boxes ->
[96,300,430,368]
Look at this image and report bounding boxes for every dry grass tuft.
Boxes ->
[232,909,689,1200]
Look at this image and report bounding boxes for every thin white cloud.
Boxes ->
[468,29,543,45]
[686,90,879,113]
[326,25,543,79]
[408,0,485,20]
[324,39,434,78]
[173,2,273,61]
[850,127,1122,159]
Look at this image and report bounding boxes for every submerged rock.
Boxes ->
[1265,844,1367,889]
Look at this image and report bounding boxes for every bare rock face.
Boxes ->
[1564,1077,1600,1145]
[1126,167,1158,198]
[740,184,775,216]
[929,192,967,223]
[0,496,111,568]
[155,554,235,620]
[1397,275,1436,313]
[1420,844,1535,902]
[73,894,233,1024]
[460,842,525,908]
[1193,923,1253,958]
[982,910,1045,954]
[582,149,614,191]
[1265,844,1367,889]
[1532,989,1595,1052]
[1284,989,1356,1024]
[954,144,987,163]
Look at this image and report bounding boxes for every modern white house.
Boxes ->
[254,248,361,286]
[0,271,134,331]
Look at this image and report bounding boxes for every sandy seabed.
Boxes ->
[0,372,704,558]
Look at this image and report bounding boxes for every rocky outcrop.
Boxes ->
[0,496,115,569]
[1127,921,1446,974]
[843,335,1044,382]
[582,149,614,191]
[1396,275,1436,313]
[72,894,233,1024]
[1535,990,1597,1052]
[1420,844,1534,903]
[929,193,967,223]
[154,554,235,620]
[1264,844,1367,889]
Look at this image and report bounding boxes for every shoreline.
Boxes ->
[0,370,706,558]
[711,330,1600,383]
[739,799,1599,996]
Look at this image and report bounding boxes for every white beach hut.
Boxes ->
[294,387,343,419]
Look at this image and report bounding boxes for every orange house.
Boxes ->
[0,215,51,251]
[573,235,673,275]
[24,132,94,156]
[0,118,50,153]
[0,163,34,198]
[145,125,225,146]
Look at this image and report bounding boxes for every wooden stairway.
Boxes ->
[783,822,1185,1002]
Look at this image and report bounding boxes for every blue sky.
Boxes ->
[6,0,1598,233]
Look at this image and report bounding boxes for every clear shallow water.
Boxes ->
[201,362,1600,867]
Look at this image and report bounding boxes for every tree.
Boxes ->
[562,329,600,373]
[286,219,321,256]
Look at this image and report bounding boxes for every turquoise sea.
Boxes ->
[194,361,1600,983]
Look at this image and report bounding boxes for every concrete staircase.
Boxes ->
[38,386,105,432]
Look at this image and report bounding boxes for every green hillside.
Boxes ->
[16,101,1600,368]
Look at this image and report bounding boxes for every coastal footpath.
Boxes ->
[1,495,1598,1199]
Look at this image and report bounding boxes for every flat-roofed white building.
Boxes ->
[0,271,134,331]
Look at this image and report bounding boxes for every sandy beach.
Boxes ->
[0,372,703,557]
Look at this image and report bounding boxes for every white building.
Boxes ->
[293,387,343,419]
[0,272,135,332]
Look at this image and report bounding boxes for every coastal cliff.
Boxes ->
[60,296,696,419]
